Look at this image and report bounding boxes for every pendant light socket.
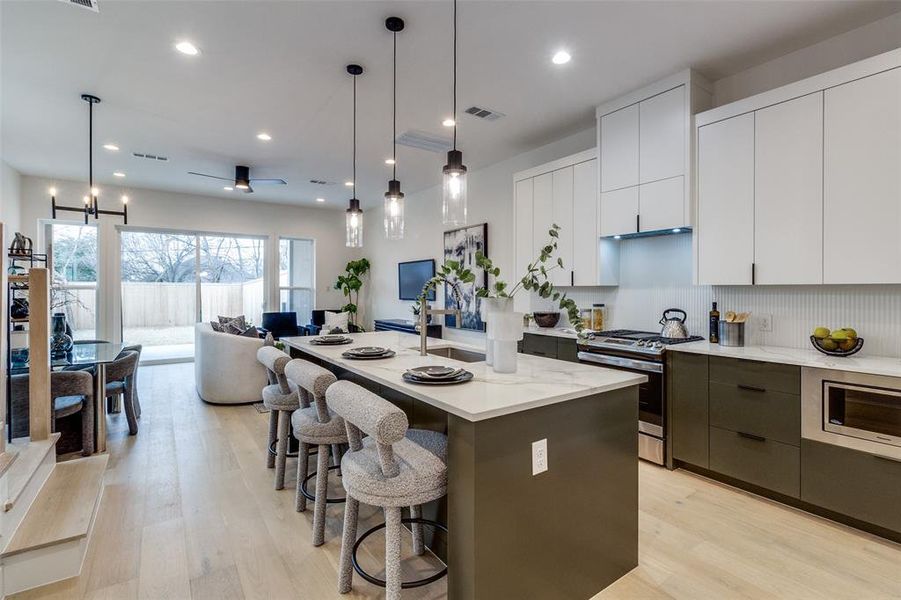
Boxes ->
[346,64,363,76]
[385,16,405,32]
[385,179,404,200]
[443,149,467,176]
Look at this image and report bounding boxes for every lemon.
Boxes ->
[830,330,848,341]
[813,327,830,339]
[839,338,857,351]
[820,338,838,351]
[842,328,858,339]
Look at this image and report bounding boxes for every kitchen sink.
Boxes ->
[424,347,486,363]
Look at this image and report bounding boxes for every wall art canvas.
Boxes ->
[443,223,488,331]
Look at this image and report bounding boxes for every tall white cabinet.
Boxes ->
[597,70,712,237]
[513,149,617,306]
[695,49,900,286]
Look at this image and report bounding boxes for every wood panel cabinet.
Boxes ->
[531,172,553,263]
[600,105,639,193]
[572,159,599,286]
[639,176,684,233]
[754,92,824,285]
[823,67,901,284]
[551,167,574,287]
[600,187,638,237]
[697,113,755,285]
[669,352,709,468]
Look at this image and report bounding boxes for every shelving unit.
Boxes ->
[6,251,48,443]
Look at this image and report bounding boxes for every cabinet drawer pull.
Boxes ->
[737,384,766,393]
[737,431,766,442]
[874,454,901,465]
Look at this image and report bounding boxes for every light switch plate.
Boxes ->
[532,439,548,475]
[759,314,773,332]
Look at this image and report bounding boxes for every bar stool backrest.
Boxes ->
[285,358,337,424]
[326,380,408,478]
[256,347,292,395]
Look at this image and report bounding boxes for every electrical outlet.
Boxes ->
[759,314,773,332]
[532,439,548,475]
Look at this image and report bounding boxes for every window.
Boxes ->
[199,235,266,326]
[279,238,314,326]
[49,223,98,340]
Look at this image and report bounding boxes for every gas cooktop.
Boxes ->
[579,329,705,356]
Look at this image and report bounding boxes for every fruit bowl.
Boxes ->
[810,335,864,357]
[532,312,561,328]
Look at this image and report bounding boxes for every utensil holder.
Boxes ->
[718,321,745,347]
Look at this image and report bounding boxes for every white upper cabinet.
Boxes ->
[600,105,639,192]
[597,71,711,237]
[695,50,900,286]
[514,151,617,290]
[572,159,599,286]
[531,171,554,262]
[639,86,685,184]
[823,67,901,284]
[551,167,574,287]
[754,92,824,285]
[697,113,755,285]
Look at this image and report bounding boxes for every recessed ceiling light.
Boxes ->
[344,180,354,187]
[442,118,456,127]
[113,171,125,177]
[223,186,233,191]
[552,50,571,65]
[256,132,272,141]
[316,197,325,203]
[103,144,119,151]
[385,158,396,165]
[175,41,200,56]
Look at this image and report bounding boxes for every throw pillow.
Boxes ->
[240,326,259,337]
[210,321,224,332]
[220,315,248,335]
[323,311,349,333]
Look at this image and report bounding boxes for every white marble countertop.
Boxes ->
[522,325,580,339]
[281,331,645,422]
[669,340,901,378]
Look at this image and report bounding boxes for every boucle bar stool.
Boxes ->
[256,347,300,490]
[284,358,348,546]
[327,380,448,599]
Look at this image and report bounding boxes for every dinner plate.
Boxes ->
[407,365,462,379]
[310,337,352,346]
[341,350,396,360]
[402,371,473,385]
[345,346,389,356]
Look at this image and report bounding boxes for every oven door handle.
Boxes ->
[577,352,663,373]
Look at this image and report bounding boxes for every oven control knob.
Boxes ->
[653,342,664,349]
[637,340,646,346]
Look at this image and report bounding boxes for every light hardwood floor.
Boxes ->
[13,363,901,600]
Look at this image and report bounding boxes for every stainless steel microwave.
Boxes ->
[803,368,901,461]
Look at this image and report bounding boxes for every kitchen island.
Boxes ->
[282,331,645,600]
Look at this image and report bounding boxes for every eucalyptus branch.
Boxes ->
[419,259,475,309]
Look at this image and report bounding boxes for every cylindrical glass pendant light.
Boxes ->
[442,0,467,227]
[384,17,405,240]
[345,64,364,248]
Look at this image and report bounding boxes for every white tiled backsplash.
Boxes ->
[536,233,901,358]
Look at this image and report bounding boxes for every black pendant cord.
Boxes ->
[89,99,96,217]
[452,0,457,151]
[352,72,357,201]
[392,30,397,181]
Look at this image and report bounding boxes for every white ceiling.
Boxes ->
[2,0,899,209]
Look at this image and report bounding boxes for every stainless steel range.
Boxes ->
[577,329,704,465]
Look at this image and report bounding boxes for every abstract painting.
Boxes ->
[443,223,488,331]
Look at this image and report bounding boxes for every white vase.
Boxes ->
[480,297,513,367]
[491,306,524,374]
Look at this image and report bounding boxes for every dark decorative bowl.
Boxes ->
[810,335,864,357]
[532,312,561,328]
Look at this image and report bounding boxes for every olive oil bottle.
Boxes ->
[709,302,720,343]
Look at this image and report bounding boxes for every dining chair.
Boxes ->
[103,350,140,435]
[10,371,95,455]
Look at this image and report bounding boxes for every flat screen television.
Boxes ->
[398,259,436,301]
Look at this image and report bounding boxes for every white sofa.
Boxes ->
[194,322,268,404]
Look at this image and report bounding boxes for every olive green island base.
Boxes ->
[289,345,639,600]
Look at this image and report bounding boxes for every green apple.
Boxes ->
[830,330,848,341]
[813,327,830,339]
[820,338,838,351]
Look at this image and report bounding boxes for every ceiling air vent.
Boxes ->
[395,130,453,154]
[132,152,169,162]
[58,0,99,12]
[309,179,336,186]
[465,105,505,121]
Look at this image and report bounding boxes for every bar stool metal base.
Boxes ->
[351,518,448,589]
[299,465,345,503]
[268,436,301,458]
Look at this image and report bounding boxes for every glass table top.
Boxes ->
[10,342,127,374]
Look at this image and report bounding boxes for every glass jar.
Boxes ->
[579,308,592,330]
[591,304,606,332]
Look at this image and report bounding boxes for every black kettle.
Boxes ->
[659,308,689,339]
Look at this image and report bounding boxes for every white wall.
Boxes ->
[1,161,21,235]
[19,175,357,341]
[713,12,901,106]
[364,127,596,344]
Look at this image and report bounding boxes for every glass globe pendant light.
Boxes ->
[384,17,405,240]
[345,64,364,248]
[442,0,467,226]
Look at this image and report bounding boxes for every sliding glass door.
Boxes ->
[120,229,265,362]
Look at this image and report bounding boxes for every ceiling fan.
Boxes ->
[188,165,286,193]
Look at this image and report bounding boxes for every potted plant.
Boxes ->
[334,258,370,331]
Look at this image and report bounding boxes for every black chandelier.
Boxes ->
[51,94,129,225]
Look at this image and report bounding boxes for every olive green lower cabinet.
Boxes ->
[669,351,900,541]
[520,332,579,362]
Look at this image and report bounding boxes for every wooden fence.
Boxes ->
[62,280,265,329]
